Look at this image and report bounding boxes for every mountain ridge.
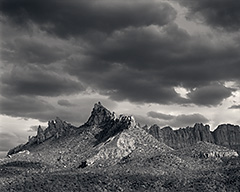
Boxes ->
[7,102,240,157]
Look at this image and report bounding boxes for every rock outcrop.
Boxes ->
[7,117,76,155]
[147,123,240,154]
[37,125,45,144]
[86,102,116,127]
[147,123,214,149]
[86,115,173,166]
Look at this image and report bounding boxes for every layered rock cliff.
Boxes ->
[213,124,240,154]
[147,123,240,154]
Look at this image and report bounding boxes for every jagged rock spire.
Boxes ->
[37,125,45,144]
[86,102,115,126]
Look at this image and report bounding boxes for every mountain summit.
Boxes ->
[86,102,116,126]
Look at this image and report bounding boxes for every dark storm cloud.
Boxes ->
[0,0,176,37]
[187,84,233,106]
[0,95,82,124]
[67,57,188,104]
[1,0,240,107]
[88,24,240,85]
[66,24,239,105]
[229,105,240,109]
[137,112,209,128]
[0,96,55,121]
[147,111,174,120]
[58,99,75,107]
[147,111,209,128]
[1,38,68,65]
[0,65,84,97]
[177,0,240,31]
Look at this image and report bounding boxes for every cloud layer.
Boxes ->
[0,0,239,126]
[1,0,176,37]
[177,0,240,31]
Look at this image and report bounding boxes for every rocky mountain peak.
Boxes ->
[86,102,116,126]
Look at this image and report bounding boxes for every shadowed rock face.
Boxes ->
[85,102,135,145]
[148,123,214,149]
[147,123,240,154]
[213,124,240,153]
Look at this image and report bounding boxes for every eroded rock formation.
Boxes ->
[7,118,76,155]
[213,124,240,153]
[147,123,240,154]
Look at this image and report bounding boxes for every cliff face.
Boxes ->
[213,124,240,153]
[147,123,240,154]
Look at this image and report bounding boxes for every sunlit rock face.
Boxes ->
[86,115,138,165]
[87,132,136,166]
[86,115,172,166]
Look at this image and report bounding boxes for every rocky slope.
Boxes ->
[173,141,238,159]
[147,123,240,154]
[8,117,77,156]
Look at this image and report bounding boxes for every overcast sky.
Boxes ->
[0,0,240,156]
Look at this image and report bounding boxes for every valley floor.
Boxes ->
[0,155,239,192]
